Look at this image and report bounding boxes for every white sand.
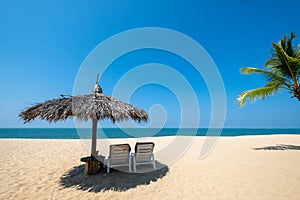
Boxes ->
[1,135,300,200]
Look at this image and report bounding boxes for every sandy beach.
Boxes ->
[1,135,300,200]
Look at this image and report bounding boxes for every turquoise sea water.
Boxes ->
[0,128,300,139]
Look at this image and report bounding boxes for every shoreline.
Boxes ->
[0,133,300,140]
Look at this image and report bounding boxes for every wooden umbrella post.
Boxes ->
[91,118,97,157]
[80,118,99,175]
[90,118,99,175]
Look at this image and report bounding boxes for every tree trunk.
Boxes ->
[295,93,300,101]
[292,86,300,101]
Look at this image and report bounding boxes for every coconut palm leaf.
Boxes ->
[272,43,299,85]
[241,67,292,87]
[281,32,296,57]
[241,67,287,81]
[236,86,280,107]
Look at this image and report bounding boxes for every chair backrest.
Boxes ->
[135,142,155,162]
[109,144,131,165]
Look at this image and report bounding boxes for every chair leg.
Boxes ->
[107,159,110,173]
[133,155,136,172]
[129,154,132,172]
[152,153,156,169]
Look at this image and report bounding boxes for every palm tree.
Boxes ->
[236,32,300,107]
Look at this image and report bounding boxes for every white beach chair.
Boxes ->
[133,142,156,172]
[107,143,132,173]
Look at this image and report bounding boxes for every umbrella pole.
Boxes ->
[83,118,99,175]
[81,118,99,175]
[91,118,97,158]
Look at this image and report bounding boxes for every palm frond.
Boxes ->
[264,80,289,90]
[279,32,296,57]
[236,86,280,107]
[263,57,281,68]
[241,67,292,85]
[241,67,278,76]
[286,32,296,57]
[272,43,299,85]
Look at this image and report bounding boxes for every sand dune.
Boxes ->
[1,135,300,199]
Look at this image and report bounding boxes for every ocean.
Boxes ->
[0,128,300,139]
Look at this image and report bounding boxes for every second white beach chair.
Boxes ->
[133,142,156,172]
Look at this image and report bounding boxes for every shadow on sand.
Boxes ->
[253,144,300,151]
[60,162,169,192]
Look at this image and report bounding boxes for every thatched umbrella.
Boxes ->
[19,76,147,173]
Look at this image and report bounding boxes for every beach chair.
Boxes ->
[107,143,132,173]
[133,142,156,172]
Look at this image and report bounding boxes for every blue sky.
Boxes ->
[0,0,299,128]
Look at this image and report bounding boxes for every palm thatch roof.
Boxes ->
[19,93,148,123]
